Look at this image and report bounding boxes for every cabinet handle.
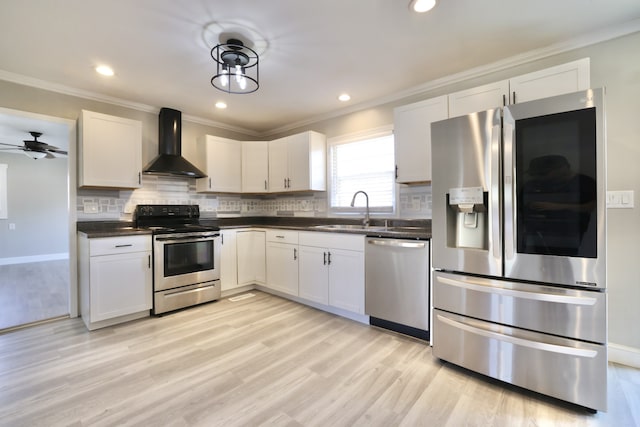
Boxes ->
[115,244,133,248]
[264,180,267,190]
[502,94,506,106]
[138,172,141,185]
[293,248,297,260]
[327,251,331,265]
[148,254,151,269]
[287,178,291,188]
[284,178,287,188]
[323,252,327,265]
[276,235,285,239]
[513,91,516,104]
[395,165,398,179]
[209,178,212,188]
[221,234,224,245]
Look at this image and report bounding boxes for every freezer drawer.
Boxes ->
[433,271,606,343]
[433,309,607,411]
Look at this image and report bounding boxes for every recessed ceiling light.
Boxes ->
[215,101,227,109]
[95,65,114,77]
[409,0,436,13]
[338,94,351,102]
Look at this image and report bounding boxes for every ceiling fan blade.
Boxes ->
[0,142,22,148]
[47,148,68,155]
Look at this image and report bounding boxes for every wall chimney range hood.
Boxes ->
[143,107,206,178]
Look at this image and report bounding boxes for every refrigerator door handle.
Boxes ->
[436,314,598,358]
[491,123,501,261]
[503,120,515,260]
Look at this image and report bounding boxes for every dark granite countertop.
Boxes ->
[77,217,431,240]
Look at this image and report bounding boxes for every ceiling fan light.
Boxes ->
[410,0,436,13]
[24,151,47,160]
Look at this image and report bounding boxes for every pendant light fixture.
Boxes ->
[211,38,259,94]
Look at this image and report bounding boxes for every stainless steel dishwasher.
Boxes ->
[365,237,430,340]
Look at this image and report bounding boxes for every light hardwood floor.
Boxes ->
[0,260,69,331]
[0,291,638,427]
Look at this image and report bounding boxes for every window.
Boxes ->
[328,126,395,214]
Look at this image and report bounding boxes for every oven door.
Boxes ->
[153,232,221,292]
[503,88,606,289]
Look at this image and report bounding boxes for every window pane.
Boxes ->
[329,133,395,211]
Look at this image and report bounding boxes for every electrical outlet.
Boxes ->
[8,223,15,230]
[83,202,99,213]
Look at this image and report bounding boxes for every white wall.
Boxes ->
[0,152,68,261]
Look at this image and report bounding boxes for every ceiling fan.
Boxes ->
[0,131,68,159]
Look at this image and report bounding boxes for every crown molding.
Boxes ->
[1,18,639,139]
[263,18,640,137]
[0,69,260,137]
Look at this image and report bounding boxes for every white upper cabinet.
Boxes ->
[78,110,142,189]
[448,58,591,118]
[268,131,326,192]
[393,95,448,183]
[242,140,269,193]
[509,58,590,104]
[448,80,510,118]
[196,135,242,193]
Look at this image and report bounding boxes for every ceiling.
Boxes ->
[1,0,640,137]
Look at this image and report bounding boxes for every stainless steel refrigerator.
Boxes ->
[430,88,607,411]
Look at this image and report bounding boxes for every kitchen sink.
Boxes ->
[312,224,387,231]
[311,224,426,234]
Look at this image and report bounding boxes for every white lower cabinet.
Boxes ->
[236,230,266,285]
[298,232,365,315]
[265,230,299,296]
[78,234,152,330]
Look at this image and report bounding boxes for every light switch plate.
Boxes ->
[607,190,634,208]
[83,202,99,213]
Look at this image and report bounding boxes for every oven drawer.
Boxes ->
[90,235,152,256]
[433,271,606,343]
[433,309,607,411]
[153,280,220,315]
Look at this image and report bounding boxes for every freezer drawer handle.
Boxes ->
[368,239,426,248]
[437,314,597,358]
[436,276,597,306]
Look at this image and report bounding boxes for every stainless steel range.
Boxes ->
[134,204,221,315]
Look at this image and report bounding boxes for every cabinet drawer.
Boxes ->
[90,235,152,256]
[299,232,364,251]
[266,229,298,244]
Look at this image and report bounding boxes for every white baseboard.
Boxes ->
[609,343,640,368]
[0,253,69,266]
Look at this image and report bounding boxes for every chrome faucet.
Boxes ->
[350,190,370,227]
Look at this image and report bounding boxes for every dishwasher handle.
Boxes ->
[367,239,426,249]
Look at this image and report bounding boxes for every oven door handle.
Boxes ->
[155,234,220,242]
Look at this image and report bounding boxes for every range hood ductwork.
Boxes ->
[143,107,207,178]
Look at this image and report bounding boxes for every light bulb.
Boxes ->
[235,64,243,82]
[238,76,247,90]
[220,66,228,87]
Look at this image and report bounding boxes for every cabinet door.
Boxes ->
[220,230,238,291]
[448,80,509,118]
[242,141,269,193]
[509,58,590,104]
[89,251,152,322]
[287,131,326,192]
[237,231,266,285]
[268,137,289,192]
[328,249,364,314]
[196,136,242,193]
[266,242,299,296]
[393,95,448,183]
[79,110,142,188]
[298,245,329,305]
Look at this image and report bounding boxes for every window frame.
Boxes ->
[327,125,397,217]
